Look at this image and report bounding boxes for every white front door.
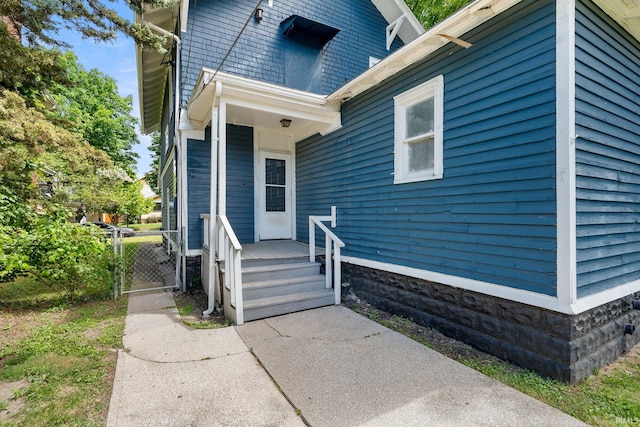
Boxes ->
[258,151,293,240]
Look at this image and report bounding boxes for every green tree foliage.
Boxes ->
[0,90,118,301]
[0,25,68,105]
[0,0,176,100]
[50,53,139,176]
[144,132,162,195]
[0,89,113,203]
[406,0,473,29]
[100,180,154,225]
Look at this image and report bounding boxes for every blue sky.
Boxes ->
[57,1,153,177]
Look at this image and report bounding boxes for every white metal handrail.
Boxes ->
[217,215,244,324]
[309,206,345,305]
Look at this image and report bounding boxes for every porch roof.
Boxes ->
[185,70,342,141]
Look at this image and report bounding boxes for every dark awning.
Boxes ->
[280,15,340,46]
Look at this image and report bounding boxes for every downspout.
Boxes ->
[203,80,223,317]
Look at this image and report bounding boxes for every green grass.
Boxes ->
[176,303,194,317]
[351,304,640,427]
[0,296,126,426]
[125,223,162,231]
[124,234,163,244]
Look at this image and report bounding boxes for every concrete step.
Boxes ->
[243,275,327,300]
[243,289,335,322]
[242,261,321,283]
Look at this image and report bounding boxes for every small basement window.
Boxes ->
[394,75,444,184]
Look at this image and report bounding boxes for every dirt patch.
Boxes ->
[0,380,29,422]
[597,340,640,378]
[172,288,228,328]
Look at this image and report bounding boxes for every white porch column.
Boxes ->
[204,81,222,315]
[218,101,227,216]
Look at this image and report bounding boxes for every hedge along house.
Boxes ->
[137,0,640,383]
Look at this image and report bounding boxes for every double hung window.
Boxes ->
[393,75,444,184]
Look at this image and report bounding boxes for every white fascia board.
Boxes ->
[134,31,147,132]
[330,0,524,101]
[180,0,189,33]
[205,70,335,109]
[179,107,207,139]
[187,69,341,135]
[556,0,577,306]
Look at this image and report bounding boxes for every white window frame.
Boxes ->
[393,75,444,184]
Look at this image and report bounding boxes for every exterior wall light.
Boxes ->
[255,8,264,22]
[280,118,292,128]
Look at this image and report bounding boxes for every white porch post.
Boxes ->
[219,101,227,217]
[204,81,222,316]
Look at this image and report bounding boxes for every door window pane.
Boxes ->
[266,186,286,212]
[266,158,285,185]
[265,158,286,212]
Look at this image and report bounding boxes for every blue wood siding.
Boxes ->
[297,0,558,296]
[187,126,255,250]
[187,132,211,251]
[181,0,403,101]
[575,0,640,297]
[226,125,254,244]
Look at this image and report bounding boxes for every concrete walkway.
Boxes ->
[107,290,586,427]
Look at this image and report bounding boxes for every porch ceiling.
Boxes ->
[185,70,342,142]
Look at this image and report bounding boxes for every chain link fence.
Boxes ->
[112,230,182,298]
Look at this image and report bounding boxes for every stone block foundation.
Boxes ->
[342,263,640,383]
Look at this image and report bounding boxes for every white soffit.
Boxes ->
[371,0,425,45]
[135,4,178,134]
[592,0,640,43]
[332,0,523,101]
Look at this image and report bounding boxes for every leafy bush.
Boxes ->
[0,198,115,303]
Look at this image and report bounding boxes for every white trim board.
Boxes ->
[341,256,640,315]
[555,0,577,307]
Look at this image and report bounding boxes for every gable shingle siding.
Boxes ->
[181,0,402,102]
